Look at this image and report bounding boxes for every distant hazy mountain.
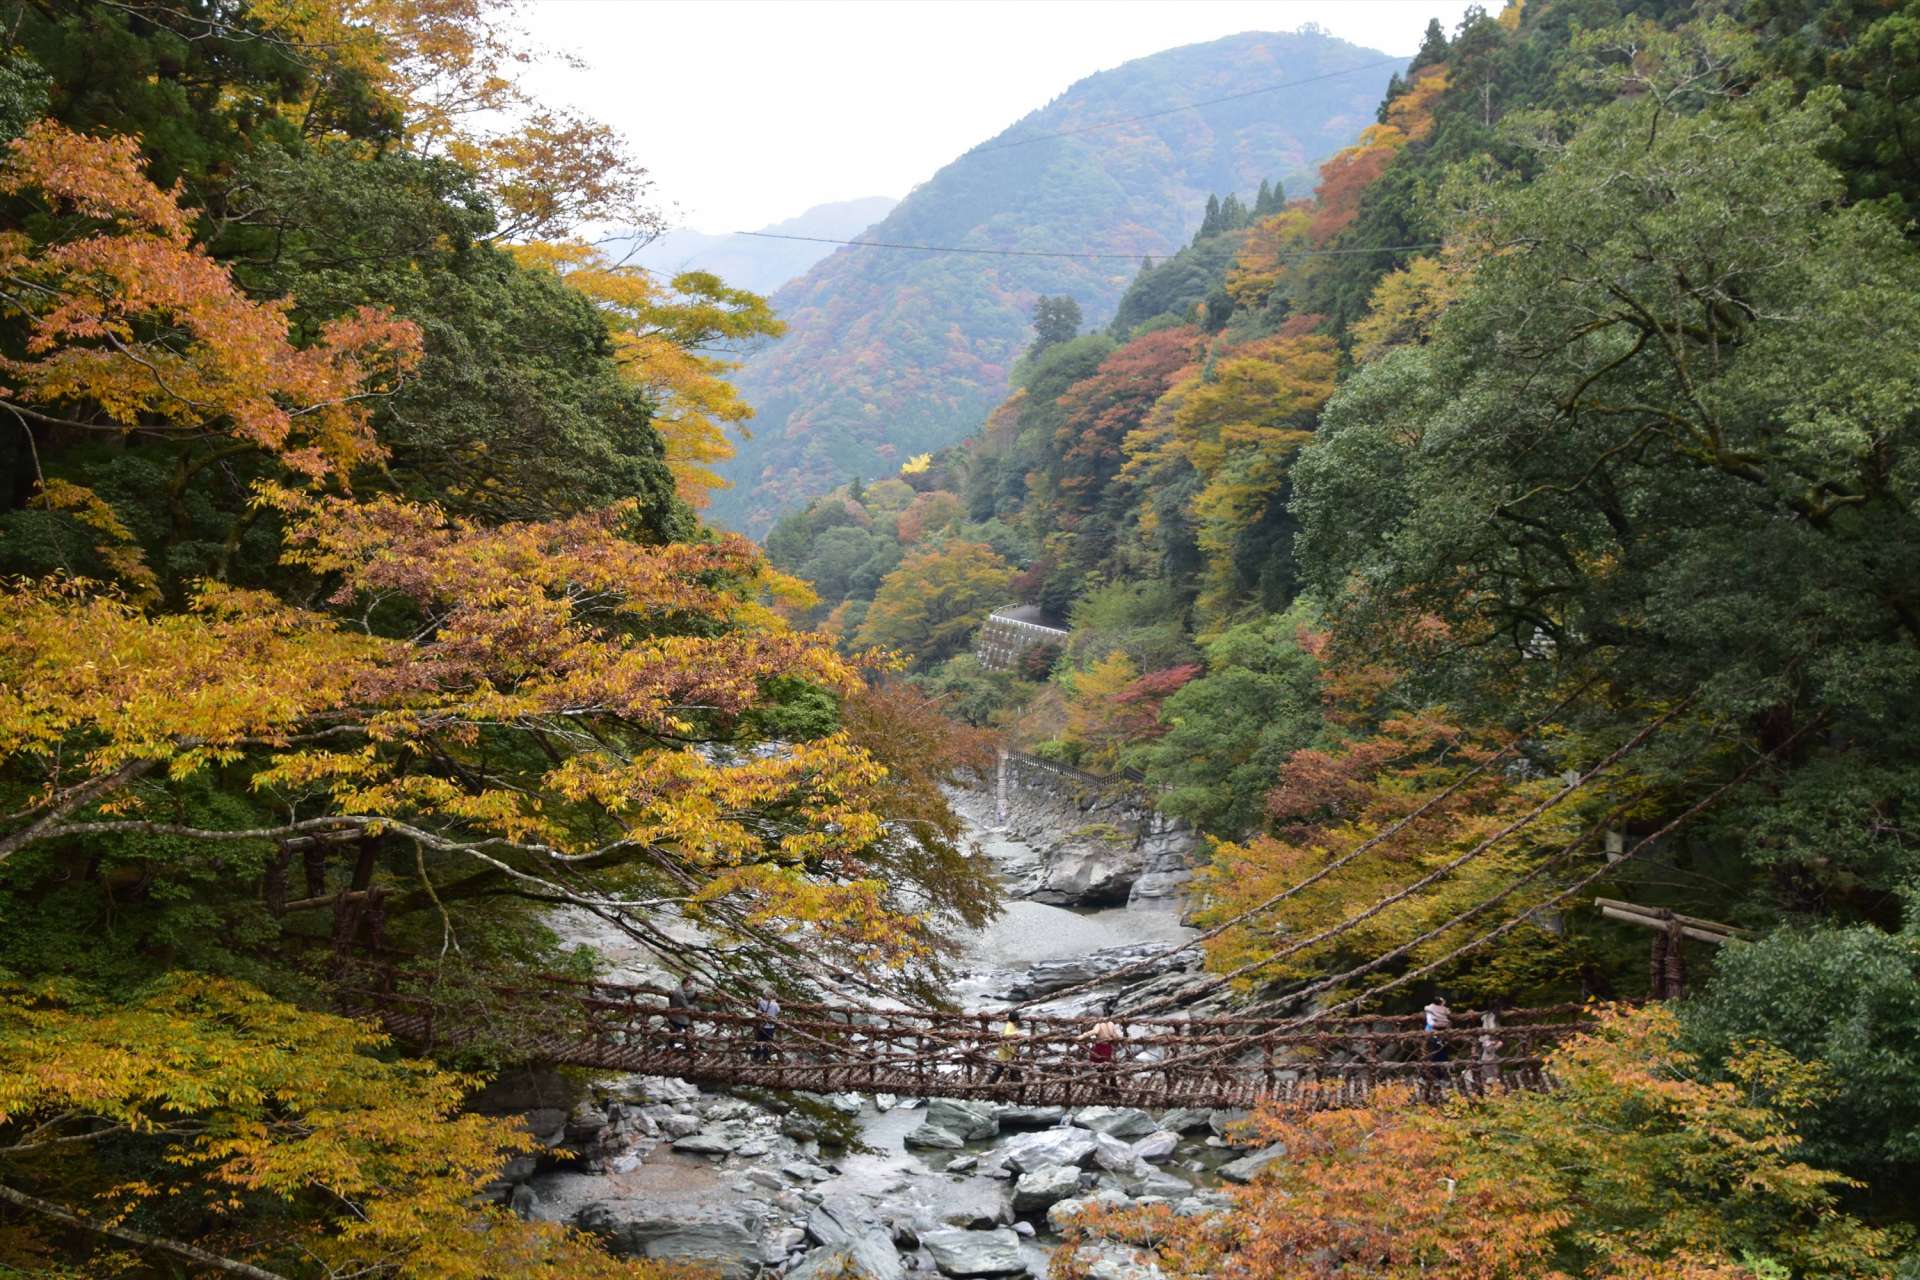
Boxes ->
[709,29,1400,534]
[624,196,898,296]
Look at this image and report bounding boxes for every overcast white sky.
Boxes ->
[518,1,1478,232]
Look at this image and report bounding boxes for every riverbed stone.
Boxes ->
[1130,1130,1180,1163]
[659,1112,701,1138]
[927,1098,999,1141]
[1141,1170,1192,1199]
[1046,1188,1131,1234]
[1156,1108,1212,1134]
[1011,1164,1082,1213]
[1208,1109,1253,1142]
[789,1231,906,1280]
[575,1202,765,1279]
[937,1180,1013,1229]
[903,1122,967,1150]
[1092,1133,1151,1178]
[993,1104,1066,1129]
[1001,1126,1098,1172]
[919,1227,1026,1278]
[1218,1142,1287,1183]
[806,1200,869,1248]
[671,1131,734,1156]
[1073,1106,1157,1139]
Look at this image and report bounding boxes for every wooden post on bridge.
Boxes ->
[1596,898,1746,999]
[1478,1010,1500,1094]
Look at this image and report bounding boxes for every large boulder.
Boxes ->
[1072,1107,1157,1139]
[904,1122,967,1150]
[1156,1108,1212,1134]
[1029,845,1141,906]
[1011,1164,1082,1214]
[575,1202,766,1279]
[789,1231,906,1280]
[937,1180,1013,1229]
[1218,1142,1287,1184]
[1001,1127,1098,1173]
[919,1227,1027,1278]
[927,1098,999,1141]
[670,1131,733,1156]
[1130,1131,1180,1163]
[1046,1189,1131,1235]
[993,1103,1067,1130]
[1091,1133,1150,1178]
[806,1200,869,1248]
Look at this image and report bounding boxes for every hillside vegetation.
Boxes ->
[713,28,1398,532]
[772,1,1920,1265]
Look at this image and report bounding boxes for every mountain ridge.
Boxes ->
[712,28,1401,534]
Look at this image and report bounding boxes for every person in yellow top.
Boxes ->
[987,1012,1026,1085]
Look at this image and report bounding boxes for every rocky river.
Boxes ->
[479,771,1272,1279]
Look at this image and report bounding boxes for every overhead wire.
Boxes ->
[969,55,1412,153]
[734,229,1444,262]
[1010,676,1606,1011]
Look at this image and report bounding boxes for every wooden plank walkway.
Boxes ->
[350,980,1583,1111]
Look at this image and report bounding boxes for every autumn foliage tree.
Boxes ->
[1057,1006,1897,1280]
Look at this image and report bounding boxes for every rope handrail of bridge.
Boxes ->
[338,975,1592,1111]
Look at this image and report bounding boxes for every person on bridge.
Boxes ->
[751,991,781,1063]
[987,1013,1026,1085]
[1424,994,1453,1064]
[667,978,695,1054]
[1083,1007,1125,1068]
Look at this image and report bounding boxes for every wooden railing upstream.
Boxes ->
[344,978,1589,1111]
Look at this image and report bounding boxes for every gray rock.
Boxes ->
[1092,1133,1149,1178]
[1127,869,1193,903]
[774,1227,808,1254]
[575,1202,765,1279]
[1141,1171,1193,1199]
[1156,1108,1213,1134]
[1001,1126,1098,1172]
[781,1112,824,1140]
[703,1099,758,1121]
[508,1182,537,1219]
[937,1181,1013,1229]
[1011,1164,1082,1213]
[659,1112,702,1138]
[1073,1107,1157,1139]
[670,1131,734,1156]
[807,1200,868,1248]
[993,1104,1067,1130]
[1012,1220,1035,1239]
[788,1233,906,1280]
[747,1168,786,1191]
[783,1161,832,1182]
[1207,1109,1253,1142]
[1218,1142,1287,1183]
[1130,1131,1180,1163]
[946,1155,978,1174]
[903,1122,966,1150]
[927,1098,999,1142]
[875,1093,900,1110]
[826,1092,865,1115]
[1046,1189,1131,1235]
[919,1227,1027,1278]
[616,1075,701,1105]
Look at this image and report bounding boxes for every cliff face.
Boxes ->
[712,30,1400,534]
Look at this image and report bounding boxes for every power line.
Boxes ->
[735,231,1153,261]
[972,55,1410,153]
[735,229,1443,263]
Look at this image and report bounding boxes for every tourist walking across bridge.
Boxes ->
[751,990,781,1063]
[1084,1006,1125,1069]
[988,1012,1026,1085]
[1424,994,1452,1064]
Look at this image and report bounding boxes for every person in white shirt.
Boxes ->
[1424,995,1452,1063]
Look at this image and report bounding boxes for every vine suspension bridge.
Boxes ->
[348,978,1589,1111]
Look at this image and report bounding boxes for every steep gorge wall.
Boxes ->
[985,752,1202,908]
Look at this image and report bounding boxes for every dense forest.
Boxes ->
[7,0,1920,1276]
[770,0,1920,1269]
[0,2,994,1274]
[713,29,1396,534]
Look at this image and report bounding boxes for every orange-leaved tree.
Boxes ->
[1056,1006,1896,1280]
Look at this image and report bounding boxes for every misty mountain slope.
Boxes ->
[712,28,1398,533]
[628,196,899,295]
